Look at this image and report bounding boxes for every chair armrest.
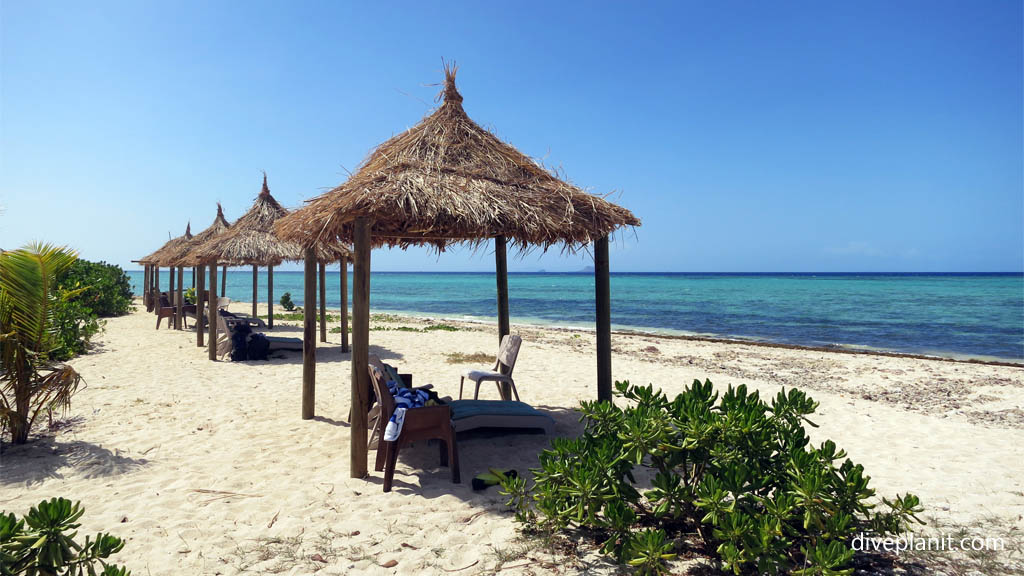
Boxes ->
[403,405,452,432]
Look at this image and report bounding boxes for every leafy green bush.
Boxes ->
[57,260,134,317]
[500,380,923,575]
[51,293,102,361]
[0,497,130,575]
[279,292,296,311]
[184,287,196,305]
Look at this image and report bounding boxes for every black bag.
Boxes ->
[230,322,252,361]
[247,333,270,361]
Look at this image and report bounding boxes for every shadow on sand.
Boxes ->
[1,435,148,486]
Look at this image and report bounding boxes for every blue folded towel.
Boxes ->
[383,381,430,441]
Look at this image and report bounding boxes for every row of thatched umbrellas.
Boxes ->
[136,176,352,353]
[139,65,639,478]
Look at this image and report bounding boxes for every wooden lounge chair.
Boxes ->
[368,363,459,492]
[215,312,303,359]
[155,293,177,330]
[368,355,552,448]
[366,355,429,449]
[459,334,522,401]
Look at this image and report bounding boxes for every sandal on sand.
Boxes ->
[472,469,518,491]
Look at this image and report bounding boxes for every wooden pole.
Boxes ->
[221,264,227,296]
[252,265,258,319]
[319,261,327,343]
[168,266,175,302]
[495,236,511,400]
[192,267,196,289]
[339,257,349,353]
[595,236,612,402]
[267,265,274,330]
[350,217,371,478]
[154,267,160,298]
[143,265,150,311]
[176,266,184,330]
[196,265,205,347]
[302,249,317,419]
[208,263,218,361]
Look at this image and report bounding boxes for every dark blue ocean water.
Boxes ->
[130,271,1024,361]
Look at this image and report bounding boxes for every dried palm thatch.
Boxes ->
[275,64,639,252]
[164,204,232,267]
[140,223,192,266]
[191,174,351,265]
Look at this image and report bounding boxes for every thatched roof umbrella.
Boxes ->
[191,174,353,346]
[138,223,192,312]
[162,204,232,353]
[276,65,640,479]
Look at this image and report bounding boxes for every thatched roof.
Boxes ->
[191,174,351,265]
[275,65,639,252]
[140,223,192,265]
[165,204,232,267]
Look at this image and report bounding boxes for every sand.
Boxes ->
[1,301,1022,574]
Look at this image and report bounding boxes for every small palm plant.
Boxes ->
[0,243,85,445]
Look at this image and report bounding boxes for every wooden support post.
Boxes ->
[192,267,196,289]
[495,236,511,400]
[196,265,206,347]
[143,265,150,311]
[595,236,612,402]
[350,217,371,478]
[168,266,175,302]
[267,265,274,330]
[208,263,218,361]
[302,248,317,420]
[154,267,160,297]
[319,261,327,343]
[252,265,258,319]
[221,265,227,296]
[339,257,349,353]
[176,266,184,330]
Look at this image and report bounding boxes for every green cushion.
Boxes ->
[382,363,404,387]
[449,400,543,419]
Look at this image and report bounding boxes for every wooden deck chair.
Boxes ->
[155,293,177,330]
[459,334,522,401]
[215,311,303,360]
[368,363,458,492]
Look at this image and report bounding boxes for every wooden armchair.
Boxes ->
[155,293,177,330]
[368,364,459,492]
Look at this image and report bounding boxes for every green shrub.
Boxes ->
[57,260,134,317]
[184,287,196,305]
[51,293,102,361]
[279,292,296,311]
[0,497,131,575]
[501,379,924,575]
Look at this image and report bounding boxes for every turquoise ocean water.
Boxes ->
[129,271,1024,362]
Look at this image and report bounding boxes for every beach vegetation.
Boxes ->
[0,497,131,575]
[279,292,296,311]
[500,379,924,575]
[50,297,102,361]
[184,287,196,305]
[57,259,134,317]
[0,244,86,445]
[444,351,493,364]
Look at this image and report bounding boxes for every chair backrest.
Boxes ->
[215,311,232,358]
[368,364,396,423]
[497,334,522,376]
[158,292,172,309]
[217,297,231,309]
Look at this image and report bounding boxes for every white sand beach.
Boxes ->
[2,301,1022,574]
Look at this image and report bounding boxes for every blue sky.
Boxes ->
[1,1,1021,272]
